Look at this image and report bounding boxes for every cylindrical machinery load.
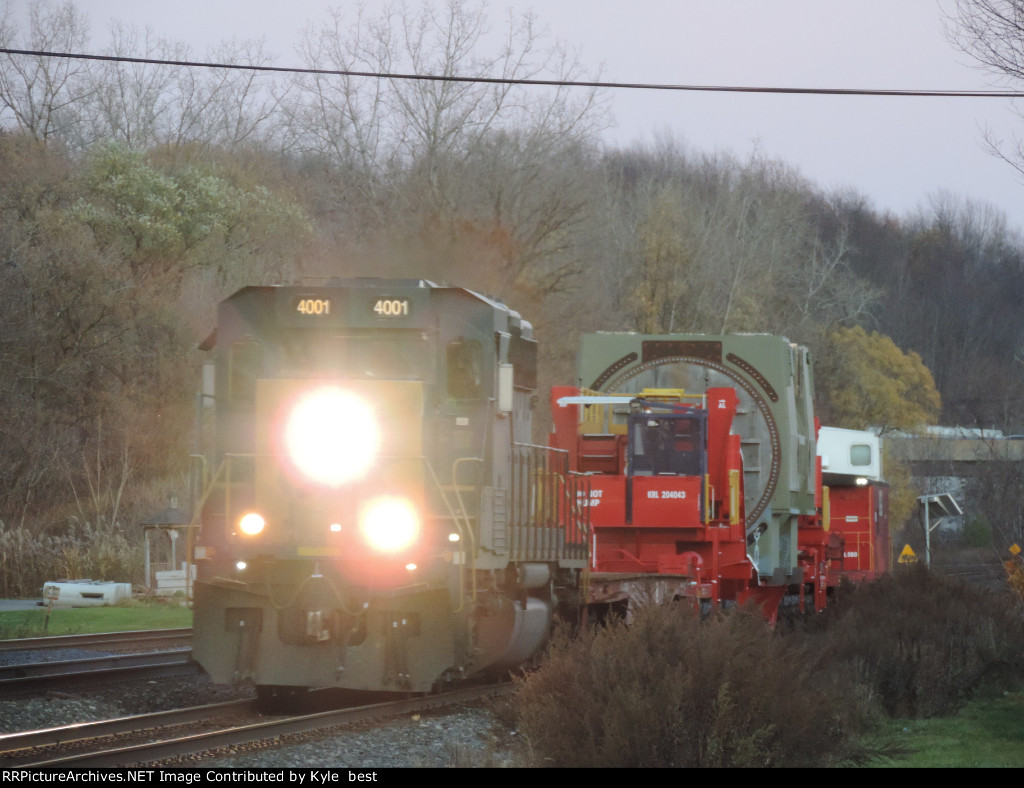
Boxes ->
[575,333,818,584]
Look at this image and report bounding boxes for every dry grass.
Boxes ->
[0,518,142,597]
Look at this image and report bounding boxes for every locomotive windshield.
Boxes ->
[276,331,434,381]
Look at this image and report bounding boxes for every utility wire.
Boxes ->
[1,47,1023,98]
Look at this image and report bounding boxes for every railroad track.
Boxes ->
[932,557,1009,591]
[0,649,198,694]
[0,697,258,766]
[2,684,513,767]
[0,628,192,654]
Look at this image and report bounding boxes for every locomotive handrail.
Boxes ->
[191,453,254,530]
[189,454,232,530]
[451,457,482,610]
[188,453,209,519]
[425,457,482,613]
[511,443,590,563]
[186,453,246,606]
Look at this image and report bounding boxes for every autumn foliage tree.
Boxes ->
[817,325,941,434]
[815,326,941,531]
[606,144,875,337]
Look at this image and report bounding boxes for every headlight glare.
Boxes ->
[238,512,266,536]
[284,387,380,486]
[359,496,421,553]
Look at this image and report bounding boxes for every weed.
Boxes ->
[0,611,46,639]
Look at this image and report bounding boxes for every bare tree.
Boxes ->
[0,0,92,141]
[196,39,283,149]
[0,2,282,152]
[895,192,1024,428]
[946,0,1024,178]
[283,1,607,215]
[282,4,399,215]
[593,138,882,346]
[77,23,180,150]
[79,23,282,152]
[947,1,1024,83]
[617,148,824,334]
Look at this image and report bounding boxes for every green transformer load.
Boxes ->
[576,332,818,584]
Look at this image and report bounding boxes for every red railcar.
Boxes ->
[548,337,889,621]
[818,426,890,586]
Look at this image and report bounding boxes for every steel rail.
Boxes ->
[20,683,514,767]
[0,699,258,758]
[0,649,197,692]
[0,628,192,653]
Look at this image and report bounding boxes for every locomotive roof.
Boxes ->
[201,281,533,349]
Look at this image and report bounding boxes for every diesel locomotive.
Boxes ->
[190,280,589,699]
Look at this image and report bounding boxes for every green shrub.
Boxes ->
[963,518,993,548]
[515,603,878,767]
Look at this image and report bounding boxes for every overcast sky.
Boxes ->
[8,0,1024,231]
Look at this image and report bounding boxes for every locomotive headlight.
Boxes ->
[284,386,381,486]
[238,512,266,536]
[359,496,421,553]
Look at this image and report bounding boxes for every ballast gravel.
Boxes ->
[0,667,526,768]
[192,705,523,768]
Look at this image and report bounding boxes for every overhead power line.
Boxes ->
[1,47,1024,99]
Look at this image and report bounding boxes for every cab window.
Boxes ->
[447,339,484,400]
[229,340,263,401]
[850,444,872,466]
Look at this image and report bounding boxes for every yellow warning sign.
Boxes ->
[1010,543,1021,556]
[898,544,918,564]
